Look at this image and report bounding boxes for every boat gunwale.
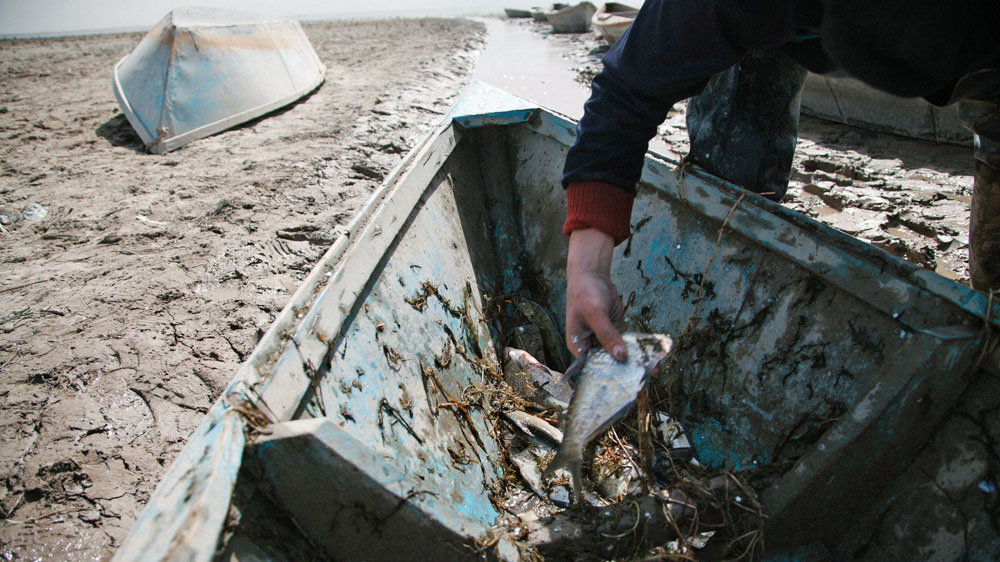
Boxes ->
[112,106,466,562]
[511,100,1000,341]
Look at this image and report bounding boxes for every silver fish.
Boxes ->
[502,347,573,410]
[543,333,672,504]
[503,410,564,444]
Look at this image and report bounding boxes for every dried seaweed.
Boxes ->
[460,289,772,561]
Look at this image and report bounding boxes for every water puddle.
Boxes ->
[470,17,592,119]
[470,16,675,158]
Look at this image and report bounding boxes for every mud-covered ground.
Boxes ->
[0,18,484,560]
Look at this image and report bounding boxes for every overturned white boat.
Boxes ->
[800,72,971,145]
[112,8,326,154]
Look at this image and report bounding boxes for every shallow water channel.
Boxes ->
[470,17,677,158]
[470,17,593,119]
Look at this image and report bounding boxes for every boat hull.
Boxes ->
[112,8,326,154]
[800,72,971,145]
[545,2,597,33]
[592,2,638,43]
[504,8,533,18]
[113,83,999,561]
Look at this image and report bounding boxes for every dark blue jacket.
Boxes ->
[563,0,1000,192]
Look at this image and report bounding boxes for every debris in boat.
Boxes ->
[523,491,697,556]
[377,397,423,444]
[543,333,672,504]
[511,322,546,363]
[590,437,641,501]
[502,347,573,411]
[510,442,553,499]
[503,410,564,444]
[476,304,763,558]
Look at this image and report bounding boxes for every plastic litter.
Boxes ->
[22,203,48,221]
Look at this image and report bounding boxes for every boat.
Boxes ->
[545,2,597,33]
[530,7,549,22]
[591,2,638,43]
[112,8,326,154]
[112,83,999,560]
[800,71,972,145]
[504,8,533,18]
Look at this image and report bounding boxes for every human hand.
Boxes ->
[565,228,627,361]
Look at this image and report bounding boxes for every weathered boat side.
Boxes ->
[591,2,638,44]
[252,418,496,558]
[801,72,972,145]
[113,90,476,562]
[112,8,326,154]
[113,83,999,561]
[504,8,533,18]
[112,404,243,562]
[545,2,597,33]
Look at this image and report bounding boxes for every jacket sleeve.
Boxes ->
[562,0,801,193]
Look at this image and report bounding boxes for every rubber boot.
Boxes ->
[685,49,808,202]
[969,160,1000,290]
[959,99,1000,291]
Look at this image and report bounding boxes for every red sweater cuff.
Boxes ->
[563,181,635,245]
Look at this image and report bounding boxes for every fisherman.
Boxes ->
[562,0,1000,360]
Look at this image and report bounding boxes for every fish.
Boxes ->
[502,347,573,410]
[503,410,564,444]
[543,333,672,504]
[514,296,570,373]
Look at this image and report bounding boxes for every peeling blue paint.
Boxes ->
[687,418,769,471]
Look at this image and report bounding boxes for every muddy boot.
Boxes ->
[959,98,1000,291]
[685,49,807,201]
[969,160,1000,290]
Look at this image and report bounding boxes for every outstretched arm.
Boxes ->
[561,0,799,359]
[565,228,627,361]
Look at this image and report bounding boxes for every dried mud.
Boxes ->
[0,18,484,560]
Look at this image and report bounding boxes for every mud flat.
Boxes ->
[0,17,484,560]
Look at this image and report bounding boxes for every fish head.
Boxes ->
[506,347,541,370]
[504,346,525,366]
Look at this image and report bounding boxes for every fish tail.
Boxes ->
[543,445,584,505]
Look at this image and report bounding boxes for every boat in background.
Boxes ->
[112,7,326,154]
[800,72,971,145]
[591,2,638,43]
[504,8,533,18]
[531,4,568,21]
[545,2,597,33]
